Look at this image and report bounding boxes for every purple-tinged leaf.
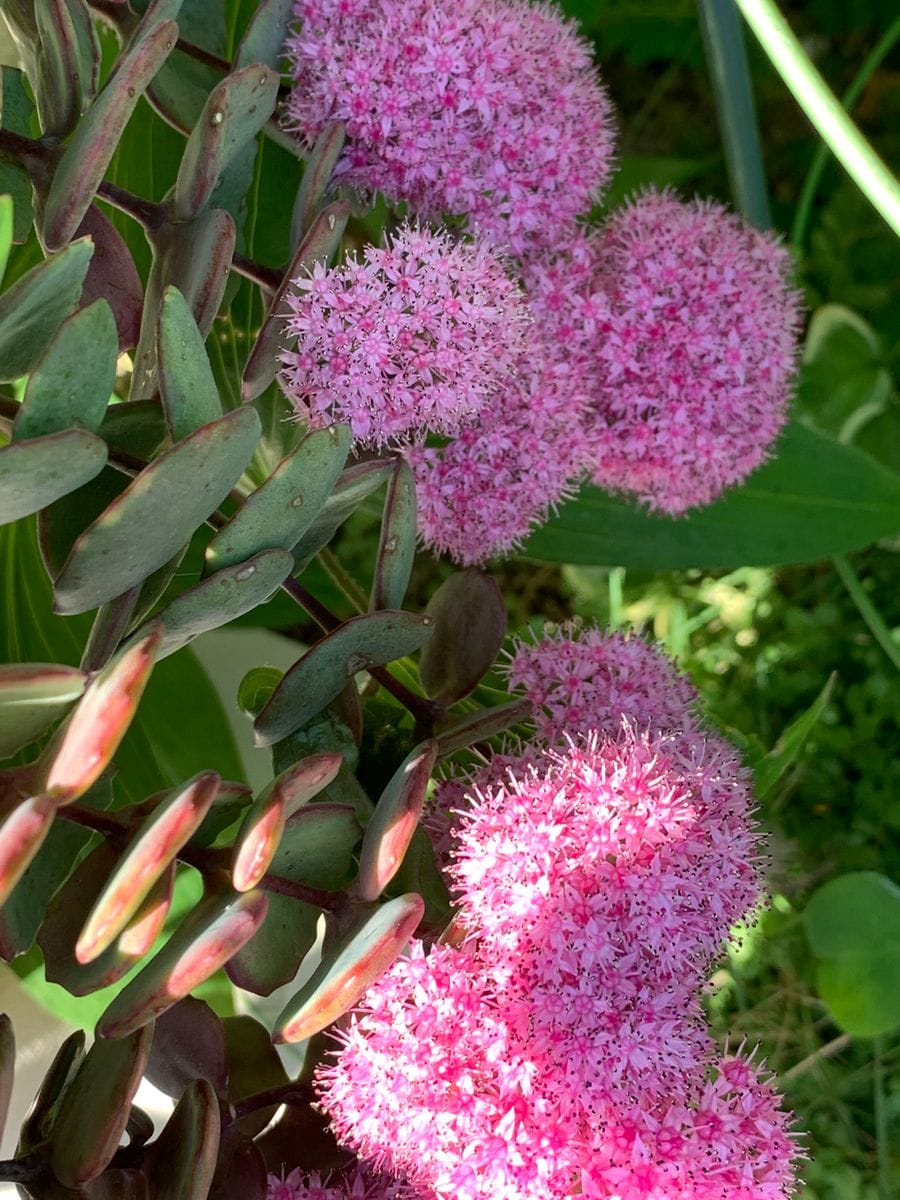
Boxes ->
[0,1013,13,1142]
[225,892,320,997]
[77,204,143,351]
[241,200,350,402]
[419,569,506,704]
[208,1132,267,1200]
[145,1078,220,1199]
[0,663,86,759]
[0,794,56,908]
[221,1015,287,1139]
[42,19,178,250]
[50,1023,154,1186]
[291,121,346,246]
[434,698,532,759]
[274,893,424,1043]
[357,741,437,901]
[17,1030,86,1153]
[145,996,227,1100]
[33,0,95,136]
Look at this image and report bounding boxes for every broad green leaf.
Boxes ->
[225,891,320,997]
[525,424,900,568]
[53,406,261,613]
[805,871,900,1037]
[205,425,351,572]
[371,462,417,612]
[173,63,279,221]
[139,0,223,134]
[0,429,108,525]
[0,238,93,381]
[755,673,836,799]
[41,19,178,250]
[135,549,294,660]
[14,299,117,441]
[0,663,85,758]
[50,1023,154,1186]
[254,611,434,746]
[157,286,223,441]
[275,893,424,1044]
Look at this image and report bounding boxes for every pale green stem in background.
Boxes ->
[791,16,900,248]
[734,0,900,236]
[832,555,900,674]
[697,0,771,228]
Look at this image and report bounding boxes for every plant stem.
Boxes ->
[230,1081,314,1120]
[791,16,900,248]
[832,554,900,673]
[734,0,900,236]
[696,0,771,228]
[874,1037,893,1200]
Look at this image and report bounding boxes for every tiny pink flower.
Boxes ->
[583,190,803,514]
[266,1164,429,1199]
[285,0,616,254]
[279,224,530,447]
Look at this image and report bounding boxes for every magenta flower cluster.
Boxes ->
[267,1164,424,1200]
[316,630,800,1199]
[279,224,530,446]
[285,0,615,254]
[281,0,802,563]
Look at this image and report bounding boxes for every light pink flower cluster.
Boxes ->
[318,731,799,1199]
[285,0,615,254]
[279,224,530,446]
[267,1164,428,1199]
[506,622,700,743]
[583,191,803,514]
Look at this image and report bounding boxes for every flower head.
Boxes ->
[285,0,615,254]
[585,190,803,514]
[279,224,530,446]
[507,622,700,744]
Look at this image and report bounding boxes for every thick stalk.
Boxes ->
[734,0,900,236]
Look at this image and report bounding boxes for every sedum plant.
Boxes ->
[2,0,892,1195]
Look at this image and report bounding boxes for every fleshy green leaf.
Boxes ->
[14,299,117,441]
[146,1078,220,1200]
[76,204,144,352]
[0,663,85,758]
[205,425,351,572]
[50,1023,154,1186]
[357,740,437,902]
[291,459,394,574]
[157,285,223,441]
[524,424,900,568]
[0,429,108,526]
[225,891,320,997]
[235,0,294,70]
[173,63,279,221]
[144,996,228,1100]
[221,1014,288,1139]
[275,893,424,1044]
[17,1030,86,1154]
[268,802,362,891]
[53,407,261,614]
[0,238,94,381]
[41,19,178,250]
[419,570,506,704]
[291,121,345,246]
[254,611,434,746]
[133,549,294,660]
[33,0,97,136]
[371,462,417,612]
[804,871,900,1037]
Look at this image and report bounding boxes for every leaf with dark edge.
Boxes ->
[235,0,294,70]
[0,429,108,526]
[42,630,160,804]
[13,299,117,441]
[0,794,56,908]
[207,1132,267,1200]
[291,459,394,574]
[241,200,351,402]
[157,285,222,442]
[269,803,362,892]
[133,549,294,661]
[97,888,268,1039]
[146,1078,220,1200]
[225,891,320,998]
[357,740,437,901]
[275,893,424,1043]
[41,19,178,251]
[371,461,417,612]
[221,1014,288,1139]
[17,1030,86,1154]
[291,121,346,246]
[145,996,227,1100]
[75,772,219,964]
[206,425,351,572]
[50,1022,154,1186]
[53,406,261,614]
[76,205,144,352]
[33,0,94,136]
[254,611,434,747]
[419,570,506,704]
[232,752,343,893]
[173,63,279,221]
[0,663,85,759]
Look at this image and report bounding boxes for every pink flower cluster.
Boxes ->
[583,192,803,514]
[285,0,615,254]
[319,733,798,1199]
[279,224,530,446]
[267,1164,426,1200]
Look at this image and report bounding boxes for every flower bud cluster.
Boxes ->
[281,0,802,564]
[315,628,801,1198]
